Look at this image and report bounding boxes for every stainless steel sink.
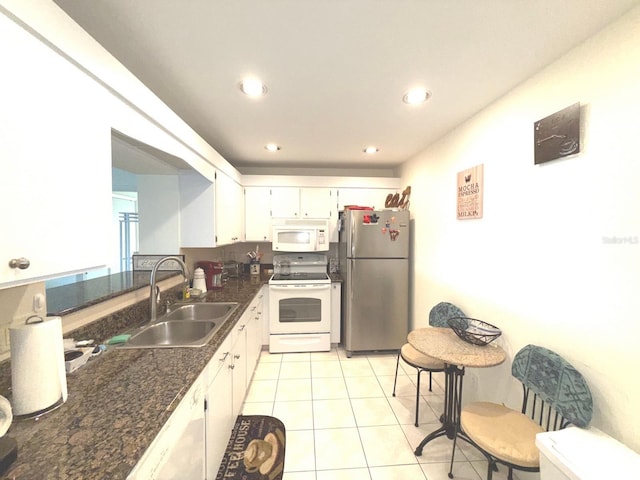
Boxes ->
[164,302,239,321]
[121,320,220,348]
[119,302,239,349]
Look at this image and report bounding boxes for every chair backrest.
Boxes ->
[429,302,465,327]
[512,344,593,429]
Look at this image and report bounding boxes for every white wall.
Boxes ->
[400,6,640,452]
[137,175,181,254]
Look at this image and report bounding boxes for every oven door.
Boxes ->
[268,283,331,334]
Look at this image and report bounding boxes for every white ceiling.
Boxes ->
[54,0,639,173]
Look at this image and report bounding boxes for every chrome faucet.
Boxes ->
[149,256,190,323]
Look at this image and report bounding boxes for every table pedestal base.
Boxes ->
[414,364,475,478]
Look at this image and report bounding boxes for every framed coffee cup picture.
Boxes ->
[534,102,581,164]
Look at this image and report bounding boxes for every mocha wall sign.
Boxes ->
[457,164,484,220]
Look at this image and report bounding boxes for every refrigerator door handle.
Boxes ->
[349,260,354,302]
[350,213,356,258]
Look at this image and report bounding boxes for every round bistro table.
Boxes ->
[408,327,506,470]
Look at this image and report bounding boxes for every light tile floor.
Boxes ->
[241,346,515,480]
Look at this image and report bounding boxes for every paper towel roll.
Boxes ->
[9,316,67,417]
[0,396,12,437]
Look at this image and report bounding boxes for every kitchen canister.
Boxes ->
[9,316,68,417]
[193,267,208,294]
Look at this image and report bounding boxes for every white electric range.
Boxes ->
[268,253,331,353]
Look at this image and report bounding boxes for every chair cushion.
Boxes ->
[400,343,444,370]
[461,401,545,468]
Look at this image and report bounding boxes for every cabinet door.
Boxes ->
[129,376,205,480]
[331,282,342,343]
[245,289,265,382]
[0,14,111,287]
[215,173,244,245]
[205,339,234,480]
[231,322,248,417]
[244,187,272,241]
[270,187,300,218]
[300,187,335,218]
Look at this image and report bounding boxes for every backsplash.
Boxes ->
[0,282,47,360]
[181,241,339,274]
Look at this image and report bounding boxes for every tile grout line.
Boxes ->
[253,348,485,480]
[340,350,374,478]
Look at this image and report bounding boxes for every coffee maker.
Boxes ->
[194,261,224,290]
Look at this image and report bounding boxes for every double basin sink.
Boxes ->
[119,302,239,349]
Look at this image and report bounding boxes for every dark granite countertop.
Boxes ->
[1,275,269,480]
[46,271,178,316]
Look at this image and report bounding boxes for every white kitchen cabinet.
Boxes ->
[131,289,266,480]
[244,186,272,241]
[205,287,265,477]
[331,282,342,343]
[0,13,111,288]
[128,375,206,480]
[216,172,244,245]
[231,288,264,390]
[270,186,300,218]
[230,326,248,418]
[205,336,234,480]
[245,288,265,383]
[179,170,243,247]
[271,187,335,219]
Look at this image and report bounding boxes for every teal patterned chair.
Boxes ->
[458,344,593,480]
[392,302,465,426]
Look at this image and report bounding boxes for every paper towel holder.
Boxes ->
[10,316,67,421]
[25,315,44,325]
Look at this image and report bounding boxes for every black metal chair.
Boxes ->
[455,344,593,480]
[392,302,465,426]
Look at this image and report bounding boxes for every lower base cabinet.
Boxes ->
[129,287,266,480]
[231,322,248,418]
[205,336,234,479]
[127,375,206,479]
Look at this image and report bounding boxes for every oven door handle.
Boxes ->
[269,284,331,291]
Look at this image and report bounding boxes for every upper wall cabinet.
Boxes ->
[0,14,111,288]
[244,187,272,242]
[215,172,244,245]
[271,187,336,219]
[179,170,243,247]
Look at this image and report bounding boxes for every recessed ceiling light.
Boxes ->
[363,146,379,154]
[403,88,431,105]
[265,143,281,152]
[239,77,267,97]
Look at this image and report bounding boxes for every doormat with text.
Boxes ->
[216,415,286,480]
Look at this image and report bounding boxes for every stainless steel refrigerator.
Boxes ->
[339,209,410,357]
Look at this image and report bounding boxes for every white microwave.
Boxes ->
[271,218,330,252]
